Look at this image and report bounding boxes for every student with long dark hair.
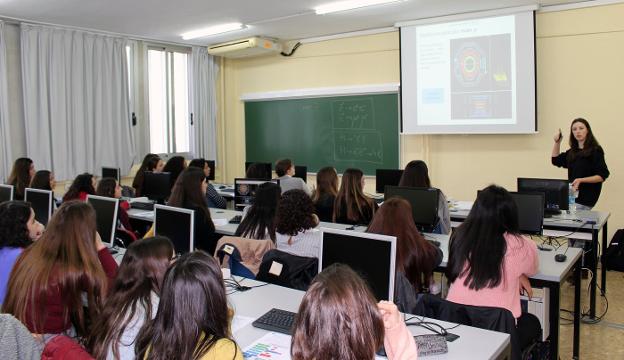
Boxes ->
[2,201,118,338]
[398,160,451,234]
[275,189,321,258]
[291,264,416,360]
[311,166,338,222]
[0,201,44,305]
[333,168,377,225]
[97,177,134,233]
[447,185,539,347]
[162,156,186,190]
[8,157,35,200]
[86,236,174,359]
[234,182,281,242]
[30,170,60,207]
[132,154,164,197]
[367,198,442,302]
[167,167,219,254]
[551,118,610,209]
[63,173,96,202]
[188,158,226,209]
[135,251,242,360]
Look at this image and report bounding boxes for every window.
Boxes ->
[147,48,190,154]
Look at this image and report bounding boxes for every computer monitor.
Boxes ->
[87,195,119,246]
[206,160,216,181]
[24,188,53,226]
[384,186,439,232]
[319,227,396,301]
[244,162,272,180]
[294,165,307,183]
[154,204,194,255]
[509,192,545,235]
[0,184,13,202]
[517,178,568,214]
[143,171,171,203]
[376,169,404,193]
[234,178,280,210]
[102,167,121,182]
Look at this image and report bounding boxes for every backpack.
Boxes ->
[604,229,624,272]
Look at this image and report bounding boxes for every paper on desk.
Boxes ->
[243,332,291,360]
[232,315,254,333]
[212,218,229,226]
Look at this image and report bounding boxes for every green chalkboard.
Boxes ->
[244,93,399,175]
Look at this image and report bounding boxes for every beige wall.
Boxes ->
[219,3,624,237]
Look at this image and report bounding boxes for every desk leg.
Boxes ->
[590,228,598,318]
[547,282,560,360]
[601,221,608,295]
[573,257,581,359]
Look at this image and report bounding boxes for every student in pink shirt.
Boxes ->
[447,185,540,349]
[291,264,417,360]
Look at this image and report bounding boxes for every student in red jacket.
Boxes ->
[62,173,96,202]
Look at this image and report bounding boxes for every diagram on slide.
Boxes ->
[450,34,512,120]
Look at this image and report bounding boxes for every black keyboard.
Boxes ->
[222,188,235,193]
[130,201,155,211]
[428,240,441,247]
[252,308,296,335]
[229,215,243,224]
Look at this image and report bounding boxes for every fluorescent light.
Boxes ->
[181,23,245,40]
[315,0,404,15]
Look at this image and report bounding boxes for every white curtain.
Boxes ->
[0,22,12,182]
[190,46,218,160]
[21,24,135,180]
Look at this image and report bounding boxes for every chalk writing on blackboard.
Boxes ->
[333,131,383,164]
[331,98,375,130]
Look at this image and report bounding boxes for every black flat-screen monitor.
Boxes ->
[384,186,439,232]
[0,184,13,202]
[87,195,119,246]
[244,162,272,180]
[376,169,404,193]
[294,165,307,183]
[102,167,120,182]
[24,188,53,226]
[517,178,568,214]
[206,160,216,181]
[319,228,396,301]
[509,192,544,235]
[234,178,280,210]
[154,204,194,255]
[143,172,172,203]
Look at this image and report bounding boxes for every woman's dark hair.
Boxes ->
[30,170,53,191]
[168,168,213,229]
[291,264,384,360]
[275,189,317,236]
[63,173,95,202]
[399,160,431,188]
[132,154,161,194]
[246,163,269,179]
[188,158,207,169]
[447,184,520,290]
[135,251,238,360]
[333,168,375,223]
[8,158,34,199]
[275,159,293,177]
[96,177,118,198]
[367,198,439,291]
[311,166,338,203]
[0,201,34,249]
[568,118,601,161]
[86,236,174,360]
[235,182,281,241]
[162,156,186,187]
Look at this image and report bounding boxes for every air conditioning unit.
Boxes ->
[207,37,282,58]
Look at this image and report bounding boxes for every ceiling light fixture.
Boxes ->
[314,0,404,15]
[181,22,246,40]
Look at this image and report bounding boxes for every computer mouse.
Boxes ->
[219,185,227,189]
[555,254,567,262]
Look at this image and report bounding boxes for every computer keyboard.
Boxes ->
[428,239,441,247]
[252,308,296,335]
[222,188,235,193]
[229,215,243,224]
[130,201,155,211]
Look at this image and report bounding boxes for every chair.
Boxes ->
[214,236,275,277]
[0,314,42,360]
[256,250,318,291]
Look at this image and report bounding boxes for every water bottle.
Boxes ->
[568,183,577,213]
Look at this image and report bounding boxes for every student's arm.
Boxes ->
[300,179,312,196]
[95,233,119,283]
[520,235,539,277]
[378,301,417,360]
[206,183,227,209]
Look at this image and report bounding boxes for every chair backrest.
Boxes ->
[215,243,255,279]
[256,249,318,291]
[214,236,275,276]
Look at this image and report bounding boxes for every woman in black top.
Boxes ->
[551,118,610,209]
[312,167,338,222]
[333,168,377,225]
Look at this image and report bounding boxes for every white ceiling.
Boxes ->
[0,0,583,46]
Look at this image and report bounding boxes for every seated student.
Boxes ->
[62,173,97,202]
[275,189,321,258]
[333,168,377,225]
[291,264,417,360]
[132,154,164,197]
[367,198,442,310]
[399,160,451,234]
[96,177,134,233]
[312,166,338,222]
[30,170,61,207]
[167,167,220,255]
[447,185,540,349]
[0,201,44,305]
[188,158,227,209]
[162,156,186,190]
[2,201,118,338]
[135,251,242,360]
[274,159,311,195]
[7,157,35,201]
[246,162,270,179]
[234,182,281,242]
[86,236,174,360]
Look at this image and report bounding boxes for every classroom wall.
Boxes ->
[4,23,27,158]
[219,3,624,238]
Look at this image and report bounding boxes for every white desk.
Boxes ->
[229,279,511,359]
[211,183,235,199]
